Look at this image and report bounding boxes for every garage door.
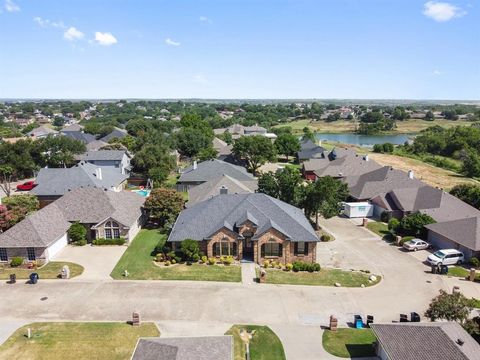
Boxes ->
[47,233,68,260]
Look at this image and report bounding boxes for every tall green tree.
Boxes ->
[462,150,480,178]
[450,184,480,209]
[232,135,277,175]
[144,188,185,227]
[40,135,86,168]
[257,167,303,205]
[275,133,301,161]
[132,144,176,185]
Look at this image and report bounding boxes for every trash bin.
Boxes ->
[29,273,39,284]
[410,312,420,322]
[440,265,448,275]
[400,314,409,322]
[9,274,16,284]
[366,315,374,327]
[354,315,363,329]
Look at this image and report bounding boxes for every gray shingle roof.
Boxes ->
[213,137,233,157]
[99,127,128,142]
[27,126,58,137]
[76,150,128,161]
[297,140,326,160]
[86,139,108,151]
[186,174,257,208]
[0,188,145,248]
[61,123,84,132]
[313,154,382,178]
[32,162,128,196]
[62,131,96,144]
[131,336,233,360]
[178,159,255,183]
[370,322,480,360]
[0,203,70,248]
[345,166,423,200]
[169,193,319,242]
[426,216,480,251]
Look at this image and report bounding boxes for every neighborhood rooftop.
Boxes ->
[169,193,319,243]
[178,159,255,183]
[76,150,129,161]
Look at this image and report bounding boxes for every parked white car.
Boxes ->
[403,239,430,251]
[427,249,464,266]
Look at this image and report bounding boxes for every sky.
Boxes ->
[0,0,478,100]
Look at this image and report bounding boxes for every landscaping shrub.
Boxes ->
[399,236,414,246]
[10,257,23,267]
[263,260,270,268]
[201,255,208,264]
[399,212,435,238]
[292,261,321,272]
[285,263,293,271]
[223,256,234,266]
[171,259,176,264]
[207,257,216,265]
[68,222,86,243]
[164,260,171,266]
[93,238,126,245]
[73,239,87,246]
[388,218,400,232]
[321,234,331,242]
[180,239,200,261]
[380,211,390,223]
[192,254,200,263]
[155,253,165,262]
[469,257,480,268]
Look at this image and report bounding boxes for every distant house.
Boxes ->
[61,123,84,132]
[131,336,233,360]
[212,137,233,161]
[370,322,480,360]
[214,124,277,140]
[32,161,128,207]
[99,127,128,143]
[297,139,326,162]
[168,193,320,264]
[176,159,255,192]
[186,174,257,208]
[0,188,145,264]
[86,139,108,151]
[27,126,58,139]
[75,150,131,175]
[62,131,96,144]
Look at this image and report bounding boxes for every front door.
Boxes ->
[243,237,253,259]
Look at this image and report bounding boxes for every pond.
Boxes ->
[314,133,414,147]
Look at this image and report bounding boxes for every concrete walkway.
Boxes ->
[241,261,257,285]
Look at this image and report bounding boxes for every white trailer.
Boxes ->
[343,202,374,218]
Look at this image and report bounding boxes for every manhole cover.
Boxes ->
[40,297,48,301]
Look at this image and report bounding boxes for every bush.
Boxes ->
[73,239,87,246]
[180,239,200,261]
[68,222,87,243]
[93,238,126,245]
[399,236,414,245]
[321,234,331,242]
[380,211,390,223]
[263,260,270,268]
[192,254,200,263]
[10,257,23,267]
[388,218,400,232]
[469,257,480,268]
[292,261,321,272]
[155,253,165,262]
[208,257,216,265]
[171,259,176,264]
[223,256,234,266]
[164,260,171,266]
[201,255,208,264]
[285,263,293,271]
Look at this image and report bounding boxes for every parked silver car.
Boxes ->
[402,239,430,251]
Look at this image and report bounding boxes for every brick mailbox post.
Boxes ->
[259,269,266,284]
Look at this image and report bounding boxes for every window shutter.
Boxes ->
[305,243,309,256]
[232,243,237,257]
[294,242,298,255]
[278,244,283,257]
[261,244,265,257]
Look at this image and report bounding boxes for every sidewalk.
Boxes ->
[241,261,257,285]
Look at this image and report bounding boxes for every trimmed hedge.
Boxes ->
[292,261,321,273]
[10,257,23,267]
[93,238,126,245]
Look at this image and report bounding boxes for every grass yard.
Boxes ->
[111,229,241,282]
[366,221,391,241]
[322,328,376,358]
[263,268,379,287]
[226,325,286,360]
[0,262,84,280]
[447,266,480,281]
[0,322,159,360]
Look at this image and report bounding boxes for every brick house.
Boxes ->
[168,192,319,264]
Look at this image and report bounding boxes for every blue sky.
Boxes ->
[0,0,478,99]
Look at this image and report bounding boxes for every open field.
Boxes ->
[368,152,478,190]
[0,322,159,360]
[322,328,376,358]
[111,229,241,282]
[0,262,84,280]
[274,118,474,134]
[226,325,286,360]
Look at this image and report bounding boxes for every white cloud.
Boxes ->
[64,27,85,41]
[34,17,65,29]
[5,0,20,12]
[165,38,181,46]
[433,69,444,75]
[93,32,118,46]
[423,1,466,22]
[199,16,212,24]
[193,73,208,84]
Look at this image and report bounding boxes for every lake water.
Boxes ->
[314,133,413,147]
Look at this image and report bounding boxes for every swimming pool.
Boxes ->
[132,189,151,197]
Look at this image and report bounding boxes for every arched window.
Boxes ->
[105,221,120,239]
[213,237,236,256]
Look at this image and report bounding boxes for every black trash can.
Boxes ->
[440,265,449,275]
[29,273,39,284]
[366,315,374,327]
[9,274,16,284]
[411,312,421,322]
[431,265,438,274]
[400,314,409,322]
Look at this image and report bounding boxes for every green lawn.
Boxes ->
[0,322,159,360]
[447,266,480,281]
[111,229,241,282]
[226,325,286,360]
[262,268,379,287]
[0,262,84,280]
[322,329,376,358]
[366,221,389,238]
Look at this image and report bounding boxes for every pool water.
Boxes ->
[133,189,151,197]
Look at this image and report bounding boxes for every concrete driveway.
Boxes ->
[53,245,127,280]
